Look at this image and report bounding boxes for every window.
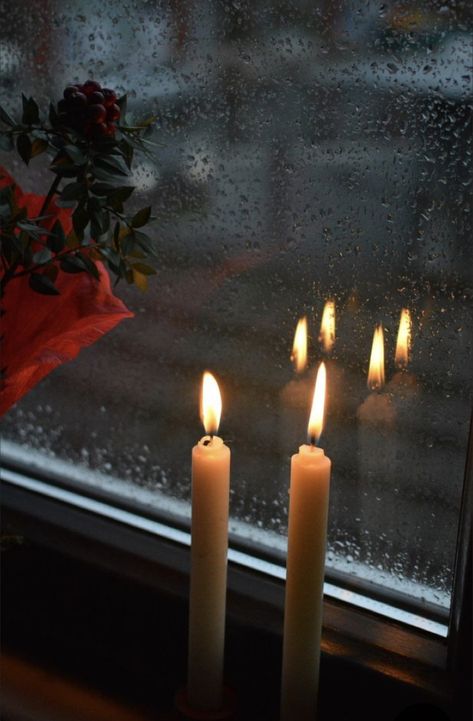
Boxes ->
[1,0,472,632]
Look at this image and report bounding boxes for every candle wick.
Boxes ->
[203,434,214,447]
[309,434,317,448]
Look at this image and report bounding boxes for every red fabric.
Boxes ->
[0,167,134,416]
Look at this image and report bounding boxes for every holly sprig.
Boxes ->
[0,88,159,296]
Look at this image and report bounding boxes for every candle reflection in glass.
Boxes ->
[319,300,335,355]
[319,299,346,419]
[279,316,312,459]
[389,308,418,399]
[356,324,395,551]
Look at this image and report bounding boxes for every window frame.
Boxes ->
[1,409,471,697]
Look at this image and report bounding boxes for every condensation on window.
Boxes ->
[1,0,472,611]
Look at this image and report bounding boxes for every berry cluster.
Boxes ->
[57,80,121,140]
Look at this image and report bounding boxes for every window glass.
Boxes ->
[1,0,472,612]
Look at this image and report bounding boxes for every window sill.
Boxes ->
[2,460,466,721]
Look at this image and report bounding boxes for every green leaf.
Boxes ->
[131,206,151,228]
[78,252,100,280]
[17,219,52,237]
[72,204,89,238]
[1,231,23,258]
[48,220,66,253]
[29,272,60,295]
[0,133,13,152]
[33,247,53,264]
[139,115,158,129]
[99,246,121,272]
[133,230,158,256]
[17,133,32,165]
[90,183,135,199]
[109,188,136,214]
[132,267,148,291]
[131,262,156,275]
[87,196,107,238]
[0,104,16,127]
[31,138,48,158]
[61,182,86,202]
[101,209,110,234]
[90,166,124,185]
[63,145,87,165]
[121,231,135,256]
[31,128,48,141]
[21,94,40,125]
[60,254,87,273]
[119,138,134,169]
[90,218,103,240]
[93,154,130,177]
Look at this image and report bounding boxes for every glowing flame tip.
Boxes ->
[200,371,222,434]
[308,362,327,445]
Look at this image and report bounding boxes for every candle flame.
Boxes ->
[308,362,327,445]
[395,308,412,369]
[200,371,222,434]
[291,316,308,373]
[367,324,385,391]
[319,300,336,353]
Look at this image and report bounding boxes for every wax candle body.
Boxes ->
[356,393,396,551]
[188,435,230,710]
[281,445,331,721]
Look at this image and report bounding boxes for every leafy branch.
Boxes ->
[0,82,159,296]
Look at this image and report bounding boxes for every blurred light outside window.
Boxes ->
[1,0,472,620]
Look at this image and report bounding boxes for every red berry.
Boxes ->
[106,103,121,122]
[93,122,108,137]
[64,85,79,100]
[87,104,107,123]
[89,91,105,105]
[70,92,88,107]
[82,80,102,95]
[105,123,116,136]
[102,88,117,107]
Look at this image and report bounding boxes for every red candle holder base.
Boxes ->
[175,687,236,720]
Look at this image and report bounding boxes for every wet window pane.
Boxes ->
[1,0,472,614]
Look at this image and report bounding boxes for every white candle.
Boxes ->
[187,372,230,711]
[281,362,331,721]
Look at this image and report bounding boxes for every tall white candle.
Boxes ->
[187,372,230,711]
[281,362,331,721]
